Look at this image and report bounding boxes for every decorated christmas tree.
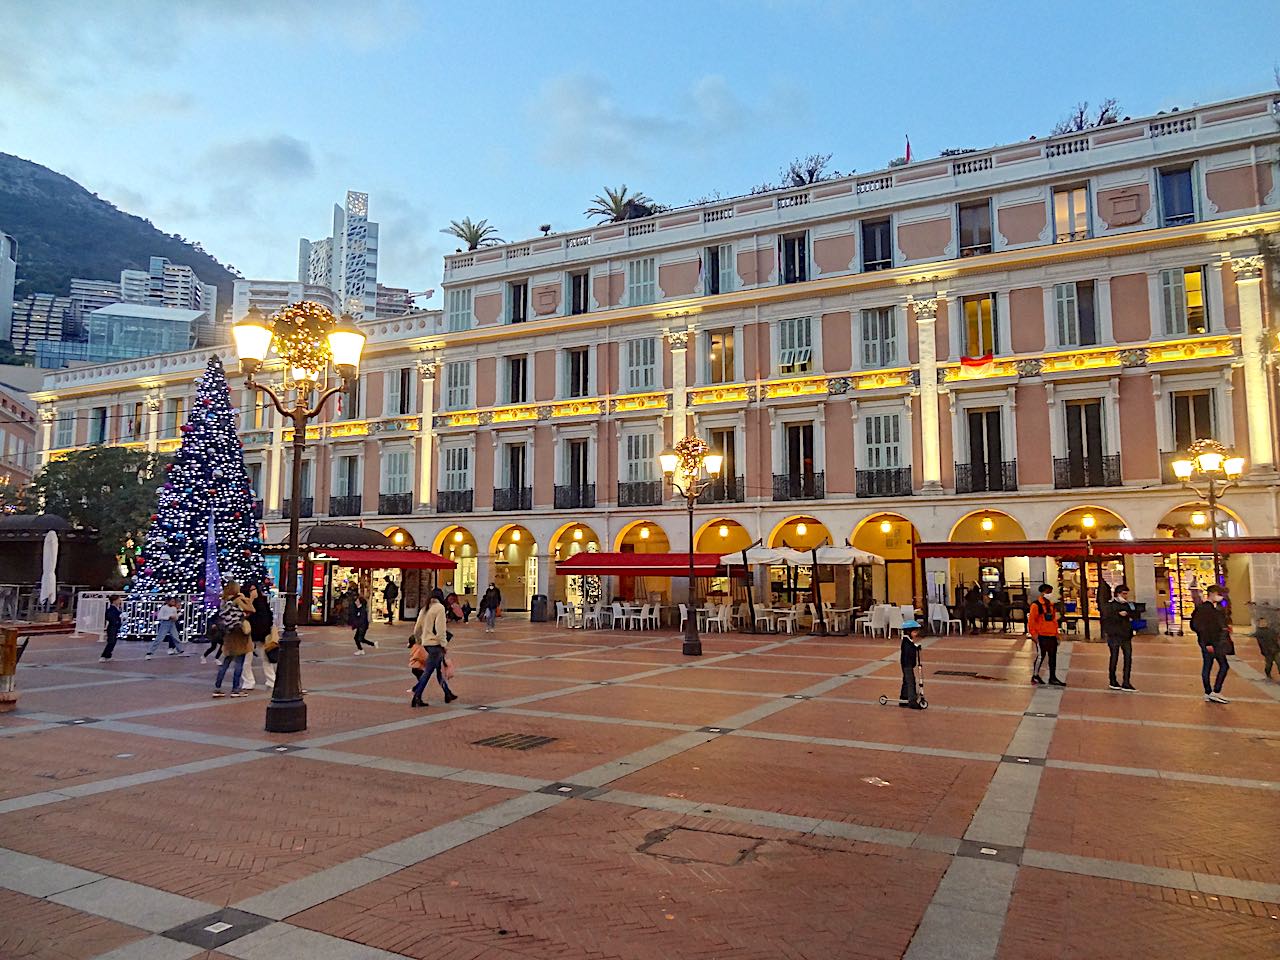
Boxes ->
[129,355,266,602]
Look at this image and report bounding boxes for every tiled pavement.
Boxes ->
[2,622,1279,959]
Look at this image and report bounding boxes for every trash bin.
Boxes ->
[530,594,550,623]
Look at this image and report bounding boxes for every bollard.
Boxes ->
[0,625,18,713]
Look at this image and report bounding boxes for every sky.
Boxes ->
[1,0,1277,303]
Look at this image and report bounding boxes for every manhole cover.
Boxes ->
[640,828,762,866]
[472,733,558,751]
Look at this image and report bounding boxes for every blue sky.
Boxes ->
[1,0,1276,301]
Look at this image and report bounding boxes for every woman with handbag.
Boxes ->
[409,589,457,707]
[213,582,253,697]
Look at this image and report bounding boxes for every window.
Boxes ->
[778,316,813,374]
[565,347,590,398]
[624,433,657,482]
[247,463,263,500]
[961,294,998,358]
[705,328,735,384]
[627,257,656,306]
[785,423,816,479]
[863,413,903,469]
[502,442,527,489]
[508,281,528,323]
[625,337,657,392]
[1160,267,1207,335]
[780,232,808,284]
[958,201,993,256]
[89,406,108,444]
[860,307,898,368]
[385,367,414,416]
[1171,390,1215,450]
[337,376,361,420]
[966,410,1005,491]
[705,244,734,295]
[444,361,472,410]
[382,450,412,494]
[446,288,472,331]
[1054,187,1090,242]
[564,439,590,489]
[861,219,892,271]
[569,271,590,315]
[1053,281,1098,346]
[443,447,470,491]
[130,401,144,440]
[1159,167,1196,227]
[297,460,313,497]
[163,397,184,438]
[1064,399,1106,482]
[334,455,360,497]
[54,413,74,448]
[506,356,528,404]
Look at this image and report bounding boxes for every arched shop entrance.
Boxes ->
[551,522,602,606]
[1152,502,1250,632]
[384,527,415,548]
[614,520,671,603]
[434,526,479,603]
[1048,506,1131,628]
[852,513,918,606]
[490,524,538,612]
[764,516,831,607]
[696,518,753,607]
[948,511,1029,606]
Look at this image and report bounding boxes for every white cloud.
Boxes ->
[201,136,317,182]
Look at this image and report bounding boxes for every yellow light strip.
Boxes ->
[612,392,667,412]
[763,377,828,399]
[491,405,539,424]
[328,421,370,438]
[552,400,604,418]
[853,370,911,390]
[690,385,751,405]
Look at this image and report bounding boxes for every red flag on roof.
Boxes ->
[905,135,912,164]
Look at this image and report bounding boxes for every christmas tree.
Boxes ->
[129,355,266,602]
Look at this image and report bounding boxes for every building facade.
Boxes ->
[231,280,338,323]
[31,92,1280,624]
[299,191,379,319]
[10,294,72,356]
[0,380,36,495]
[0,231,16,344]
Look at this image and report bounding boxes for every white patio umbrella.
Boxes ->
[39,529,59,606]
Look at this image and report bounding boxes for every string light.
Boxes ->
[270,301,336,380]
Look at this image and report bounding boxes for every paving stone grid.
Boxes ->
[2,619,1279,960]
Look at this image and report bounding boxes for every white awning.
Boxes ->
[742,546,810,565]
[815,545,885,565]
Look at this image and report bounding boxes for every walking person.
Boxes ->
[349,590,375,654]
[1191,584,1232,703]
[963,585,987,635]
[1255,614,1279,682]
[100,595,123,661]
[898,620,925,709]
[410,590,457,707]
[1102,583,1137,691]
[240,584,274,690]
[478,582,501,633]
[1028,583,1066,687]
[145,597,185,659]
[213,582,252,697]
[383,579,399,624]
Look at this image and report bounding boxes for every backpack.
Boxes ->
[1036,598,1057,623]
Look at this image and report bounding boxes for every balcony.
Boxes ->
[1053,455,1122,490]
[554,484,596,509]
[618,479,664,507]
[281,497,314,519]
[493,486,532,511]
[773,472,824,502]
[855,467,913,498]
[378,492,412,515]
[329,494,362,517]
[955,460,1018,494]
[436,489,474,514]
[698,475,745,504]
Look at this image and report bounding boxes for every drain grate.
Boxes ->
[473,732,558,751]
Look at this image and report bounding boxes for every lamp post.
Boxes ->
[1171,438,1245,588]
[232,302,366,733]
[659,436,723,657]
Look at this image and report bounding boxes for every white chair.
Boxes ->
[555,602,573,628]
[626,603,647,630]
[705,604,727,633]
[678,603,689,631]
[774,607,798,635]
[754,608,775,632]
[643,603,660,629]
[583,603,603,629]
[886,605,905,638]
[869,605,891,636]
[610,601,626,629]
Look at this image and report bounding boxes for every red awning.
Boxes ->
[309,548,455,570]
[556,551,723,577]
[914,540,1089,560]
[1101,537,1280,556]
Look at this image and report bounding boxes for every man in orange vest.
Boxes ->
[1028,583,1066,686]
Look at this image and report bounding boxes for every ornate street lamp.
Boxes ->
[1171,438,1245,588]
[659,436,723,657]
[232,302,366,733]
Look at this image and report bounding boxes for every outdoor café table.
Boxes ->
[0,620,78,712]
[826,607,854,632]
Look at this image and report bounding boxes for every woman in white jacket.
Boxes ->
[409,589,456,708]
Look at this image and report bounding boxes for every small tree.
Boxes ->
[585,185,658,223]
[1051,98,1121,135]
[780,153,837,187]
[441,217,503,251]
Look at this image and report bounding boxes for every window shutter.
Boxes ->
[717,244,734,293]
[386,369,401,416]
[1161,269,1186,334]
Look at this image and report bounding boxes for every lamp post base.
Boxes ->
[682,625,703,657]
[265,633,307,733]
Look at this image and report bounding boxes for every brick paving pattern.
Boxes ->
[1,621,1278,959]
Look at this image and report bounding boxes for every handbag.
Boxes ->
[239,619,252,635]
[1218,636,1236,656]
[1130,618,1147,632]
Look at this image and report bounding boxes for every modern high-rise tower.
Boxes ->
[298,191,379,319]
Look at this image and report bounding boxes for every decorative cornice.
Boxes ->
[664,329,690,349]
[1014,358,1044,378]
[1231,255,1264,282]
[416,357,440,381]
[908,297,939,323]
[38,405,56,423]
[144,394,162,412]
[1118,348,1149,368]
[827,377,851,396]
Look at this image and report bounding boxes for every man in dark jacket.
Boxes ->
[898,620,924,709]
[1191,584,1230,703]
[1102,583,1136,691]
[383,579,399,624]
[100,595,123,661]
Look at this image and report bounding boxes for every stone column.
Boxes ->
[665,327,691,443]
[1130,557,1158,635]
[416,358,439,510]
[267,414,284,515]
[144,394,161,454]
[1231,256,1275,474]
[911,296,944,492]
[38,407,54,466]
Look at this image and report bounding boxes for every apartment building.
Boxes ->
[32,91,1280,622]
[0,379,37,496]
[299,191,379,320]
[0,231,15,344]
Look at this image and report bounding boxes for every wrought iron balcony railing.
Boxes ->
[378,492,412,515]
[1053,454,1122,490]
[554,484,596,509]
[617,479,664,507]
[773,472,824,501]
[493,486,533,511]
[328,495,362,517]
[436,489,474,514]
[855,467,913,498]
[955,460,1018,494]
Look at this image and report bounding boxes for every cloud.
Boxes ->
[372,190,446,292]
[201,135,316,182]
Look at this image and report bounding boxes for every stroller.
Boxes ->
[879,648,928,710]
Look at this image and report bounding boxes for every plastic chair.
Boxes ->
[555,602,573,628]
[678,603,689,631]
[886,605,905,638]
[643,603,660,629]
[610,602,625,629]
[705,604,727,633]
[775,607,798,635]
[626,603,648,630]
[583,603,603,629]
